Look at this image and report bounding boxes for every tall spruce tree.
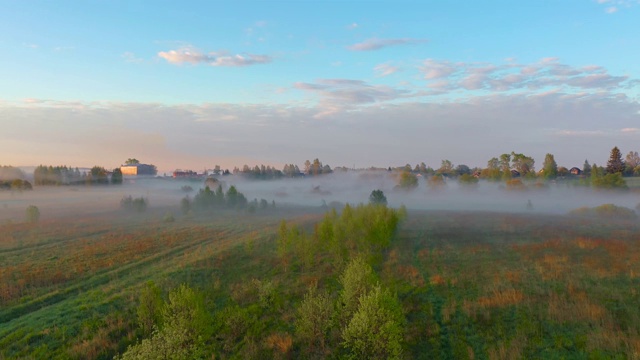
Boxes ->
[606,146,625,174]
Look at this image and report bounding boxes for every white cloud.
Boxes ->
[418,58,635,94]
[347,37,427,51]
[596,0,638,13]
[347,23,358,29]
[374,63,400,77]
[122,52,144,64]
[294,78,412,118]
[158,47,272,66]
[421,59,459,80]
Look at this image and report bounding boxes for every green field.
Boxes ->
[1,204,640,359]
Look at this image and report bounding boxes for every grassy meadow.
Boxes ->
[1,201,640,359]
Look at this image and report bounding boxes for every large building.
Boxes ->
[120,164,157,176]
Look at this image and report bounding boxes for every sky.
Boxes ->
[1,0,639,173]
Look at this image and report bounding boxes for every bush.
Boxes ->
[427,174,446,190]
[569,204,637,219]
[121,196,147,213]
[592,173,627,189]
[505,178,527,191]
[162,212,175,223]
[458,173,478,186]
[25,205,40,223]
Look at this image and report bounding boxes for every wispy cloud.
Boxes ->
[158,47,272,67]
[554,130,606,137]
[347,37,427,51]
[4,91,639,169]
[294,78,413,118]
[347,23,358,29]
[596,0,638,13]
[374,63,401,77]
[419,57,635,94]
[122,52,144,64]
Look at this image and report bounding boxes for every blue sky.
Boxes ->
[1,0,639,172]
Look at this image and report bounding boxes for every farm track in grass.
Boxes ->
[0,213,284,331]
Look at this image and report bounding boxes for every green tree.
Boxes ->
[511,152,535,177]
[111,168,123,185]
[396,171,418,190]
[606,146,625,174]
[369,190,387,206]
[499,153,512,180]
[436,160,454,176]
[483,157,502,181]
[226,186,238,208]
[338,257,377,325]
[542,153,558,179]
[89,166,109,185]
[125,158,140,165]
[295,286,334,356]
[341,285,405,360]
[180,196,191,215]
[455,164,471,176]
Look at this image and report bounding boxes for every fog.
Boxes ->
[1,171,639,223]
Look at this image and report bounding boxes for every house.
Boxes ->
[569,167,582,175]
[172,170,201,178]
[120,164,157,176]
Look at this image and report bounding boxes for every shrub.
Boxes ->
[592,173,627,189]
[162,212,175,223]
[25,205,40,223]
[458,173,478,186]
[569,204,637,219]
[427,174,446,190]
[505,178,527,191]
[121,196,147,213]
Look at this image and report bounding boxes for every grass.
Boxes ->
[1,206,640,359]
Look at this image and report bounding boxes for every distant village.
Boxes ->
[1,146,639,191]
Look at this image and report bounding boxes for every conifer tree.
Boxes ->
[606,146,625,174]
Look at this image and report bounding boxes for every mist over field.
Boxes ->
[2,172,638,223]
